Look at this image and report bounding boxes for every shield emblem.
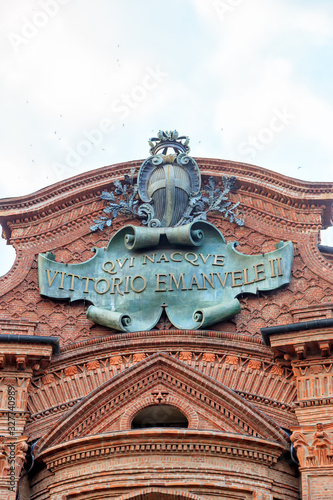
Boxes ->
[147,162,191,227]
[138,153,201,227]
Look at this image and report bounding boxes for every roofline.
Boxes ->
[0,334,60,354]
[261,318,333,346]
[1,157,332,213]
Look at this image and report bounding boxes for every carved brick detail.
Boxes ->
[50,352,285,445]
[202,353,215,363]
[225,356,239,365]
[26,348,296,437]
[309,365,322,375]
[270,365,284,376]
[109,356,123,366]
[253,493,272,500]
[248,360,261,370]
[16,355,27,370]
[4,378,16,387]
[319,341,331,357]
[87,360,100,371]
[42,374,56,385]
[64,366,78,376]
[133,353,146,363]
[45,437,279,473]
[179,352,192,362]
[291,423,333,468]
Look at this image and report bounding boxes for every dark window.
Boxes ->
[131,405,188,429]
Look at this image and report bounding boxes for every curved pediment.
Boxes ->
[36,352,288,455]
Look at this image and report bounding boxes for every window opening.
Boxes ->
[131,405,188,429]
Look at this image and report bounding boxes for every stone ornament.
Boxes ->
[291,423,333,468]
[91,130,244,231]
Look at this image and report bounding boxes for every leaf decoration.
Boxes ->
[91,169,244,232]
[176,175,244,227]
[91,168,146,231]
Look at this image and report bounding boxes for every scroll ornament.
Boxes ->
[38,221,293,332]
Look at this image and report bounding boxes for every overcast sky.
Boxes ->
[0,0,333,275]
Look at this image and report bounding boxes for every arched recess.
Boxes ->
[119,392,198,430]
[35,352,288,455]
[114,488,208,500]
[65,487,215,500]
[131,405,188,428]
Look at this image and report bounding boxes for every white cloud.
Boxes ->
[0,0,332,275]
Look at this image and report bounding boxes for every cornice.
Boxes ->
[37,428,284,472]
[1,158,332,214]
[199,158,333,199]
[0,157,332,298]
[293,396,333,408]
[54,329,271,364]
[0,160,141,215]
[235,390,294,413]
[0,158,331,237]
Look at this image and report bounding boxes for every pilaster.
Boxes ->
[262,320,333,500]
[0,331,57,500]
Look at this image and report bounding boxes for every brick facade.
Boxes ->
[0,157,332,499]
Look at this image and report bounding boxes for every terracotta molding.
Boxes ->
[35,353,289,453]
[37,428,284,472]
[1,158,331,215]
[58,329,267,354]
[0,253,34,296]
[0,159,331,245]
[110,488,206,500]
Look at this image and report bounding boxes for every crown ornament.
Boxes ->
[148,130,190,156]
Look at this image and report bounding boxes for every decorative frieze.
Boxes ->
[27,349,295,427]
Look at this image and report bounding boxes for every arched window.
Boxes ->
[131,405,188,429]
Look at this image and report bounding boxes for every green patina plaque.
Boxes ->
[38,221,294,332]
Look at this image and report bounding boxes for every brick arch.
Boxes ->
[115,488,205,500]
[66,486,210,500]
[119,393,199,431]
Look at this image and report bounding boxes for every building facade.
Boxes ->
[0,133,333,500]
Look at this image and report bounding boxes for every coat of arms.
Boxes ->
[38,132,293,332]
